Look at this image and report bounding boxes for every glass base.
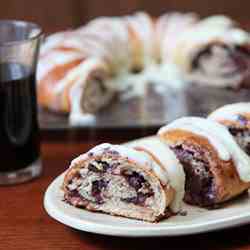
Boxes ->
[0,158,42,185]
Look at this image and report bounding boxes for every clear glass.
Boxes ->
[0,20,43,185]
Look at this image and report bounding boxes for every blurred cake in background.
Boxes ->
[37,12,250,124]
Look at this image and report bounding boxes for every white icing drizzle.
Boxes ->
[209,103,250,121]
[54,57,105,94]
[125,12,156,65]
[158,117,250,182]
[110,62,184,101]
[67,58,111,125]
[71,143,153,171]
[69,70,98,126]
[40,31,71,55]
[224,28,250,45]
[37,51,84,82]
[159,117,230,160]
[156,12,199,63]
[197,15,234,28]
[133,138,185,213]
[77,35,114,65]
[81,16,132,72]
[69,112,96,126]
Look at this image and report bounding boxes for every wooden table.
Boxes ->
[1,133,250,250]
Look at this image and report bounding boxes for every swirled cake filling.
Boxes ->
[171,144,216,207]
[64,157,154,209]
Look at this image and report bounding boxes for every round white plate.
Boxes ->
[44,136,250,237]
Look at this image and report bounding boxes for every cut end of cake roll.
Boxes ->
[171,15,250,89]
[187,42,250,89]
[37,45,115,114]
[62,143,181,222]
[209,103,250,155]
[158,117,250,208]
[159,126,219,207]
[70,58,115,114]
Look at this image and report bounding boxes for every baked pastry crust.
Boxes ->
[62,143,184,222]
[158,117,250,207]
[160,129,250,205]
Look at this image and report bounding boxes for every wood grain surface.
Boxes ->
[1,139,250,249]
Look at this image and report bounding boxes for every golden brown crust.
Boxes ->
[159,129,250,204]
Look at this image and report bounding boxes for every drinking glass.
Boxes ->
[0,20,43,184]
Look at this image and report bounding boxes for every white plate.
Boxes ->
[44,136,250,237]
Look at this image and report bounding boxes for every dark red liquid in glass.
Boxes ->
[0,63,40,172]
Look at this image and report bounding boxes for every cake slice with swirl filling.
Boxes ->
[62,142,185,222]
[158,117,250,207]
[209,103,250,155]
